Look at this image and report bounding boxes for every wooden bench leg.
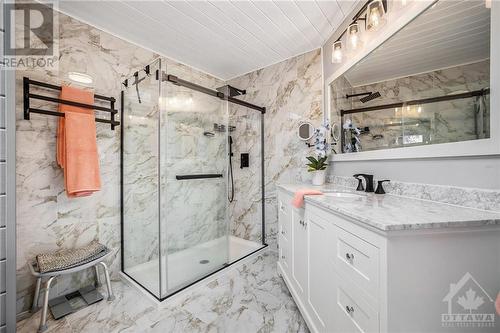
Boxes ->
[38,276,56,333]
[31,277,42,313]
[99,262,115,301]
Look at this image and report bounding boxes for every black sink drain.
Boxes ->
[199,259,209,264]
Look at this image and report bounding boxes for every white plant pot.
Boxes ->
[311,170,326,186]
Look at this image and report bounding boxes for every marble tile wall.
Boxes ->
[228,49,323,249]
[330,60,490,152]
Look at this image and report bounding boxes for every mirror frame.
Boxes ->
[325,0,500,161]
[297,122,315,141]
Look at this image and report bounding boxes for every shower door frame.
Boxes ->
[120,65,268,302]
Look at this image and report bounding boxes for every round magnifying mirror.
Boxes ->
[297,122,315,141]
[331,122,341,142]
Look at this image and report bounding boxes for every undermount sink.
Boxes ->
[322,192,366,198]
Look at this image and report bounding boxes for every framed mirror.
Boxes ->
[298,122,315,141]
[328,0,497,160]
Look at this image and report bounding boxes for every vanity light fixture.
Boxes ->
[331,0,388,65]
[332,41,343,64]
[68,71,93,85]
[366,0,387,31]
[348,22,362,51]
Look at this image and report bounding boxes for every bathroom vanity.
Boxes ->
[277,184,500,333]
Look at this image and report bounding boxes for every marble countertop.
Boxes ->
[277,183,500,232]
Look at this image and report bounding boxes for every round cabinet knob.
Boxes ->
[346,253,354,261]
[281,255,285,259]
[346,306,354,314]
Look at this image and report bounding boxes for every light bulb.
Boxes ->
[348,23,362,51]
[417,106,422,113]
[370,8,380,27]
[401,0,407,7]
[68,72,93,84]
[366,0,386,31]
[332,41,343,64]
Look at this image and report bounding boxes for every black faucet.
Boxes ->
[353,174,374,192]
[353,175,364,191]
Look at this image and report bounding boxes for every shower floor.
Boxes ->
[125,236,262,298]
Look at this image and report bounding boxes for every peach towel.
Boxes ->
[292,189,323,208]
[57,86,101,198]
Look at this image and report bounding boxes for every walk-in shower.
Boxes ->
[120,59,266,300]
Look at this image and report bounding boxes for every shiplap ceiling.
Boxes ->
[345,0,490,87]
[51,0,359,80]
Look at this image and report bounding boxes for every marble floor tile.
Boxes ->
[17,252,308,333]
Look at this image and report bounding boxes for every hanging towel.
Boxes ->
[292,189,323,208]
[57,86,101,198]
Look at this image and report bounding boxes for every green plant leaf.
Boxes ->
[306,156,317,164]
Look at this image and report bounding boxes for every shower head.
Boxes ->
[360,92,381,103]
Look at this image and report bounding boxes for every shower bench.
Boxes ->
[28,251,114,333]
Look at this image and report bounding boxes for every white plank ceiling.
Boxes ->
[51,0,359,80]
[345,0,490,87]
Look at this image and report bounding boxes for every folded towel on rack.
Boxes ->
[57,86,101,198]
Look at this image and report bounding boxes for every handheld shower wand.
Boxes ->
[228,135,234,203]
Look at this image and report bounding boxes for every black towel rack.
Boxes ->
[23,77,120,130]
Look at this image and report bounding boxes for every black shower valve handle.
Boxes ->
[375,180,390,194]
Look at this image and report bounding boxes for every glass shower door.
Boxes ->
[122,59,161,298]
[160,72,230,296]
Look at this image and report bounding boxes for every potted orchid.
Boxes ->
[306,155,328,186]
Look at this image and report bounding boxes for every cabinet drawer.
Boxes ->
[334,225,379,302]
[334,277,379,333]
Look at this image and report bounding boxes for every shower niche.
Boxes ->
[329,0,492,155]
[121,59,266,300]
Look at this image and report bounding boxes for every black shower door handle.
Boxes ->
[175,174,223,180]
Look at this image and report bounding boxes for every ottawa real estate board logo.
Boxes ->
[442,272,496,328]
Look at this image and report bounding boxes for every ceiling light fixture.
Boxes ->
[348,22,362,51]
[330,0,389,65]
[68,71,93,85]
[366,0,386,31]
[332,41,343,64]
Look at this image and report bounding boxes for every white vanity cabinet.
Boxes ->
[277,188,500,333]
[278,189,384,333]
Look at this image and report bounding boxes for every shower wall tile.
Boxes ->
[228,49,323,250]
